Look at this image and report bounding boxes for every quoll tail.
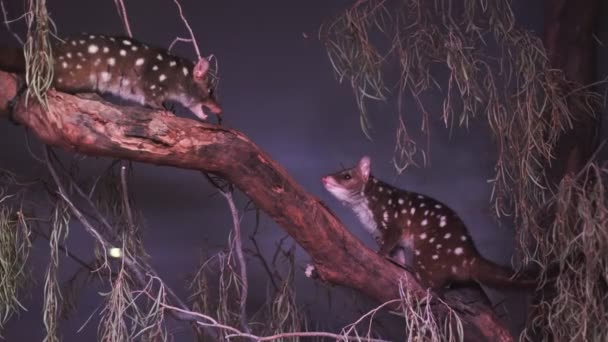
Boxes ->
[471,258,538,290]
[0,46,26,73]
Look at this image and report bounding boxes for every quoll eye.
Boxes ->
[342,173,352,180]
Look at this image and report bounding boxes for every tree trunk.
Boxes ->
[543,0,602,181]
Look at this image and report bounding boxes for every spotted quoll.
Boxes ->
[0,33,222,121]
[322,156,536,291]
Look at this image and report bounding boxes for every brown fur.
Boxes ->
[0,33,222,120]
[322,156,537,291]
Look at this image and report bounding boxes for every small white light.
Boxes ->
[109,247,122,258]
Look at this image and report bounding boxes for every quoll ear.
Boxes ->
[358,156,371,182]
[193,57,210,81]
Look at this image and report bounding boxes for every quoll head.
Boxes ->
[190,57,223,117]
[322,156,371,204]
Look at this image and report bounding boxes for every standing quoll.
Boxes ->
[321,156,537,291]
[0,33,222,121]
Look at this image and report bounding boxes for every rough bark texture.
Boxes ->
[543,0,602,180]
[0,70,513,342]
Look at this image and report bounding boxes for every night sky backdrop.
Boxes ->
[0,1,606,341]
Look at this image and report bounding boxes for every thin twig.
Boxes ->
[172,0,201,60]
[219,189,251,334]
[0,0,24,45]
[119,164,135,233]
[43,146,220,339]
[113,0,132,37]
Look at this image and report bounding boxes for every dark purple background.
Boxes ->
[0,1,605,341]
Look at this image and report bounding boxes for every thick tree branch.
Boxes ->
[0,71,512,342]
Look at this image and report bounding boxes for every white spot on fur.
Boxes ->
[61,62,68,68]
[157,54,163,61]
[159,74,167,82]
[436,244,442,249]
[66,52,72,58]
[410,207,416,215]
[419,233,427,240]
[119,49,127,56]
[414,250,420,256]
[432,254,438,260]
[439,216,447,227]
[388,199,392,205]
[424,210,429,216]
[122,39,132,45]
[398,198,404,205]
[417,195,424,199]
[100,72,111,82]
[401,208,407,214]
[451,266,457,274]
[429,237,435,243]
[183,67,189,76]
[131,46,138,51]
[454,247,464,255]
[421,219,428,226]
[76,64,82,69]
[87,44,99,53]
[435,204,442,209]
[420,202,426,208]
[107,57,116,66]
[394,212,399,218]
[304,264,315,277]
[406,219,411,226]
[383,211,388,222]
[103,46,109,53]
[169,60,177,67]
[444,233,451,239]
[153,65,159,71]
[150,84,156,90]
[135,58,145,66]
[461,235,467,241]
[378,187,384,192]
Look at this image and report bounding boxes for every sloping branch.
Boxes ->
[0,71,513,342]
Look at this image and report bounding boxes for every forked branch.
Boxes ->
[0,70,513,342]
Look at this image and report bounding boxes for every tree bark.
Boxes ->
[543,0,602,181]
[0,71,514,341]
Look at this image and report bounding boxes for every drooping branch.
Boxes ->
[0,71,513,342]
